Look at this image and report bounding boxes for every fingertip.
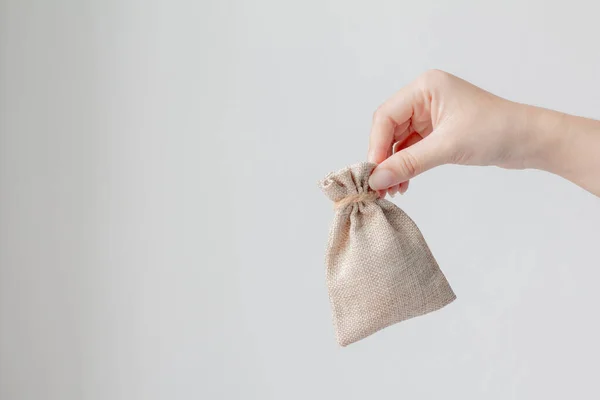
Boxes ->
[367,149,376,164]
[388,186,397,198]
[368,147,389,165]
[399,180,409,194]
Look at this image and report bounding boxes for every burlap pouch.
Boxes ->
[319,162,455,346]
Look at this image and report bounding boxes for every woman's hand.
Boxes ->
[367,70,600,197]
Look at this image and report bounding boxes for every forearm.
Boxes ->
[523,105,600,197]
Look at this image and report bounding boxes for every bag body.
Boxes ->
[320,162,455,346]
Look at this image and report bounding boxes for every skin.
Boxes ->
[367,70,600,198]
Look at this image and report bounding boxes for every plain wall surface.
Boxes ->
[1,0,600,399]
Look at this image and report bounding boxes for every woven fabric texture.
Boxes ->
[320,162,456,346]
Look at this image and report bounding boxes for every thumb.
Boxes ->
[368,134,449,190]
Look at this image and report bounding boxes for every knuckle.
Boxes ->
[372,106,386,123]
[396,151,420,178]
[448,150,464,165]
[456,151,472,165]
[419,69,449,86]
[448,145,470,164]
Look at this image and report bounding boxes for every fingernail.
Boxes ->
[399,181,409,195]
[368,169,396,190]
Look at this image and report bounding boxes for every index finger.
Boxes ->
[368,80,421,164]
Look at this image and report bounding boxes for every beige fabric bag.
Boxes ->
[319,162,456,346]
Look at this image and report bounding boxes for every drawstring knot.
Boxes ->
[333,191,379,209]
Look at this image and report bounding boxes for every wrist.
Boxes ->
[518,104,600,196]
[517,104,570,174]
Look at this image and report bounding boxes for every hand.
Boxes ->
[368,70,539,196]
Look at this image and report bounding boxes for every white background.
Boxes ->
[1,0,600,399]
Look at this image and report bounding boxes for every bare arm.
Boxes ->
[524,106,600,196]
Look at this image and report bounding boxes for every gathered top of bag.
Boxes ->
[320,163,380,209]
